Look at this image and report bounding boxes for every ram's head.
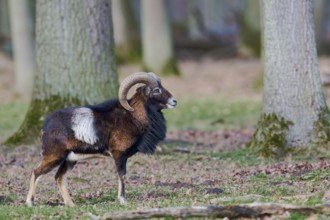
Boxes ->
[119,72,177,111]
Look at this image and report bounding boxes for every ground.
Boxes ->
[2,53,330,218]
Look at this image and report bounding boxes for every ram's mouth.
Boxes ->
[166,98,177,109]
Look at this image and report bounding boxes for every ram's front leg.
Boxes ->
[113,151,128,205]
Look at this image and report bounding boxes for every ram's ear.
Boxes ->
[144,86,151,96]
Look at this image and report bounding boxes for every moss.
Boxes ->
[142,57,180,76]
[312,107,330,146]
[247,113,293,158]
[161,57,180,76]
[4,95,82,146]
[116,40,142,64]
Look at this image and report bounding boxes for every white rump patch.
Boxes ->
[71,107,98,145]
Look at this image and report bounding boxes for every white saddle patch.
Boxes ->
[71,107,98,145]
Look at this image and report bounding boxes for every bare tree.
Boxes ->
[9,0,35,98]
[5,0,118,145]
[249,0,330,156]
[141,0,179,75]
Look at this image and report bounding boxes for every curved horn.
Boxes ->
[119,72,159,111]
[148,72,161,83]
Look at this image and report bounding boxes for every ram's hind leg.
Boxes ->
[55,161,76,207]
[113,152,128,205]
[26,155,62,207]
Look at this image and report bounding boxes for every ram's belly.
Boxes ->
[66,151,112,161]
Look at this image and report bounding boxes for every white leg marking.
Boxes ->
[26,173,41,207]
[119,196,127,205]
[118,175,127,205]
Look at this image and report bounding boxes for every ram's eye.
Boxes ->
[153,88,162,95]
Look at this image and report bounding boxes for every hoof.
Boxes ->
[26,200,33,207]
[119,197,128,205]
[65,201,75,207]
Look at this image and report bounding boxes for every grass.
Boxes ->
[0,102,28,142]
[164,98,261,131]
[0,146,329,219]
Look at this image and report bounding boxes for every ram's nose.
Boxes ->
[172,99,177,106]
[167,98,177,109]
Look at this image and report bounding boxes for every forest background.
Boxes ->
[2,0,330,219]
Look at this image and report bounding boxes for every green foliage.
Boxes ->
[247,113,293,158]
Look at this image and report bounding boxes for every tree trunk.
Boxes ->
[239,0,261,57]
[4,0,118,146]
[248,0,330,156]
[112,0,141,63]
[9,0,35,98]
[141,0,179,76]
[0,0,12,54]
[313,0,324,50]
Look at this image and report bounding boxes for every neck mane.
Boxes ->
[137,102,166,154]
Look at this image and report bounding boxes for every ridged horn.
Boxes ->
[148,72,161,83]
[119,72,159,111]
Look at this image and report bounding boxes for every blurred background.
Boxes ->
[1,0,330,142]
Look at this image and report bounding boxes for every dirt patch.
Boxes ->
[166,128,254,152]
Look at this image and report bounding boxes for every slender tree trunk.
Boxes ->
[9,0,35,98]
[202,0,228,36]
[5,0,118,146]
[313,0,324,49]
[112,0,141,63]
[239,0,261,56]
[249,0,330,156]
[141,0,179,76]
[0,0,12,54]
[187,0,204,40]
[315,0,330,55]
